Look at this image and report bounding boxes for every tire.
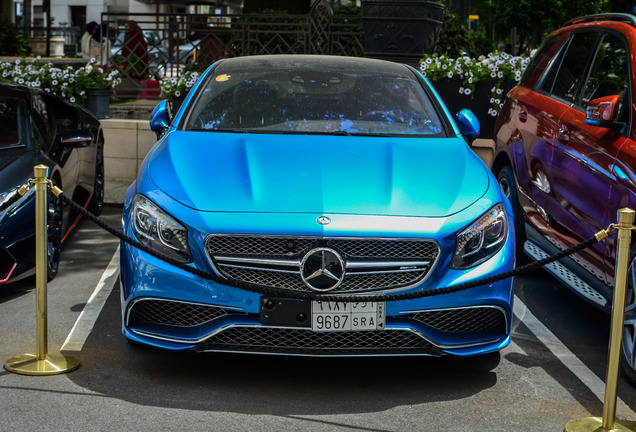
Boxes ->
[88,136,104,216]
[496,165,527,262]
[621,244,636,384]
[47,180,62,281]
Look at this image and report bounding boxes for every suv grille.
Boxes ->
[205,235,440,293]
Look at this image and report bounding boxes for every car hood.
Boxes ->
[148,132,490,217]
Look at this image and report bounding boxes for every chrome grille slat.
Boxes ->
[205,235,440,293]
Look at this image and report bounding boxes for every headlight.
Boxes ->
[132,195,192,263]
[451,203,507,269]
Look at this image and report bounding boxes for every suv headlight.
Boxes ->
[132,195,192,263]
[451,204,507,269]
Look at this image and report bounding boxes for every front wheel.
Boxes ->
[88,136,104,216]
[47,180,62,281]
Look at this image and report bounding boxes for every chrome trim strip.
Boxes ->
[345,260,431,269]
[215,256,301,267]
[217,263,300,274]
[346,268,428,275]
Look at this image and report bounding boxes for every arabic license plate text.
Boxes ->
[311,301,385,332]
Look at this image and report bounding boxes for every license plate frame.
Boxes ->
[311,301,385,332]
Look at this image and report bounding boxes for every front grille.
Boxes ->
[128,299,236,327]
[406,307,507,334]
[197,327,441,356]
[205,235,440,294]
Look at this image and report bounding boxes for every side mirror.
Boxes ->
[585,95,626,133]
[456,109,480,143]
[150,100,171,140]
[60,130,93,148]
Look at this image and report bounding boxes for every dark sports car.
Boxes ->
[0,83,104,283]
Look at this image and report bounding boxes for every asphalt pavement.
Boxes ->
[1,205,635,431]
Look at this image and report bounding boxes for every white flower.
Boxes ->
[70,97,76,102]
[496,89,503,94]
[174,90,181,97]
[15,59,20,65]
[459,87,464,94]
[447,71,453,78]
[52,80,58,85]
[498,71,504,78]
[464,88,472,95]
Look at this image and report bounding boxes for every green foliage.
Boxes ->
[436,12,493,57]
[332,3,362,15]
[436,12,474,57]
[0,14,31,57]
[488,0,611,49]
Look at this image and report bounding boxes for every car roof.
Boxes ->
[0,82,33,99]
[213,55,414,76]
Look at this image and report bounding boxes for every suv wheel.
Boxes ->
[496,165,526,261]
[621,245,636,384]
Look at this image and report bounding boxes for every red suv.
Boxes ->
[492,13,636,382]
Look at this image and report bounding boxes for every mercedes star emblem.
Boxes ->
[300,248,345,292]
[316,216,331,225]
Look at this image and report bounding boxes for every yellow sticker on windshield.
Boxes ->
[216,74,231,82]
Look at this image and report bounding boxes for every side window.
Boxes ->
[42,93,79,140]
[539,32,600,104]
[521,34,561,85]
[581,32,630,123]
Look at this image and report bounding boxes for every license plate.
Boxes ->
[311,301,385,332]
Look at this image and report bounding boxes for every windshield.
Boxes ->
[0,97,27,149]
[184,61,446,137]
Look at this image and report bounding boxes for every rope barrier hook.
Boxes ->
[4,164,79,376]
[566,208,636,432]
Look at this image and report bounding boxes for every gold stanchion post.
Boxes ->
[565,208,636,431]
[4,165,79,375]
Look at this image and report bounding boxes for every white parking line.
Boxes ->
[514,294,636,417]
[61,246,120,352]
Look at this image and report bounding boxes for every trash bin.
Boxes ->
[362,0,444,65]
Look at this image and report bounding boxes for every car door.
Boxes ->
[547,31,628,285]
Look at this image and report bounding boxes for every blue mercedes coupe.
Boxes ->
[120,55,515,360]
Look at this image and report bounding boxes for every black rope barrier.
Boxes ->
[59,193,600,303]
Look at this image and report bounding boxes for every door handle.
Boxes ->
[558,125,570,142]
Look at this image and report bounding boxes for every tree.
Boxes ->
[0,14,30,57]
[488,0,610,52]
